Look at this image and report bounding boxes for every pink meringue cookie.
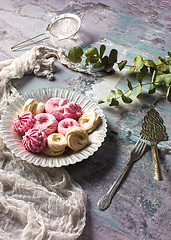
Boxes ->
[45,97,68,121]
[63,102,82,120]
[14,111,35,133]
[58,118,79,135]
[22,128,46,153]
[33,113,58,136]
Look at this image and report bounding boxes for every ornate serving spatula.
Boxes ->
[140,108,168,181]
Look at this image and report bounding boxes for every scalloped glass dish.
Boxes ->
[0,88,107,167]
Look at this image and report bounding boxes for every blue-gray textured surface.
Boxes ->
[0,0,170,239]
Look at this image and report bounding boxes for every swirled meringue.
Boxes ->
[44,133,67,156]
[22,128,46,153]
[66,126,89,151]
[14,111,35,133]
[45,97,68,121]
[78,111,101,133]
[63,102,82,120]
[23,99,45,115]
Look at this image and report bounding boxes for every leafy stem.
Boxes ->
[67,46,171,106]
[115,82,151,100]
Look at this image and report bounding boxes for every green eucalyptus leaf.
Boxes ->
[105,49,118,72]
[136,72,143,84]
[85,57,89,66]
[101,56,108,65]
[148,84,156,94]
[154,74,171,86]
[93,56,108,69]
[127,90,132,97]
[140,65,148,77]
[116,88,123,96]
[168,52,171,57]
[89,56,99,63]
[93,61,104,69]
[156,57,168,72]
[85,47,99,57]
[100,45,106,59]
[163,74,171,86]
[98,97,107,104]
[154,75,162,86]
[128,65,136,74]
[105,63,114,72]
[127,79,133,90]
[167,57,171,65]
[68,47,83,63]
[122,95,133,103]
[150,67,156,74]
[136,85,142,97]
[118,60,127,71]
[109,49,118,63]
[158,56,167,64]
[166,86,171,102]
[134,55,144,71]
[144,59,157,69]
[107,90,116,101]
[109,98,119,106]
[143,59,148,66]
[169,65,171,73]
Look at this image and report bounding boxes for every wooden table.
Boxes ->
[0,1,170,239]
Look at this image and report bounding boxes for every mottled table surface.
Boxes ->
[0,0,171,239]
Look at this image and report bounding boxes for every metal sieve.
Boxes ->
[11,13,84,51]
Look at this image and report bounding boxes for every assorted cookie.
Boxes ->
[23,128,46,153]
[44,133,67,157]
[33,113,58,136]
[13,97,101,156]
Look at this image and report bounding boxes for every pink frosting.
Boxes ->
[14,111,35,133]
[63,102,82,120]
[33,113,58,136]
[58,118,79,135]
[22,128,46,153]
[45,97,68,121]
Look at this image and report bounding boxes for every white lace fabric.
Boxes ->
[0,46,87,240]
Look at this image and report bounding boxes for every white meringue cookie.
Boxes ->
[78,111,101,133]
[66,126,89,151]
[23,99,45,115]
[44,133,67,156]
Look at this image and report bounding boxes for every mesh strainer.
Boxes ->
[11,13,84,51]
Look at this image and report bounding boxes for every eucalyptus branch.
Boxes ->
[67,46,171,106]
[115,82,152,100]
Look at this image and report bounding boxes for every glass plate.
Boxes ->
[0,88,107,167]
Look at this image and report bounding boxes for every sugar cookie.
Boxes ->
[78,111,101,133]
[44,133,67,156]
[66,126,89,151]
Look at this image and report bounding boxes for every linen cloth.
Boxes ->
[0,46,87,240]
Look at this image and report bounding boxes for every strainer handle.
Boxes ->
[11,33,49,51]
[78,13,85,19]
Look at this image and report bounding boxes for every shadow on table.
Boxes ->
[77,207,93,240]
[65,126,119,185]
[65,126,119,239]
